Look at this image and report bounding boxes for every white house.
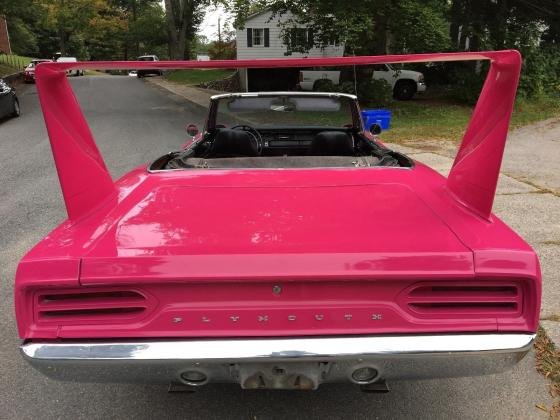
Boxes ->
[235,10,344,91]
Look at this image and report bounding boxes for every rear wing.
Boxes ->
[35,51,521,220]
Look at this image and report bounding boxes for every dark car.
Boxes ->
[136,55,162,78]
[0,79,20,120]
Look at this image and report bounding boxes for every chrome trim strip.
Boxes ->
[22,334,534,361]
[146,164,415,174]
[210,91,358,101]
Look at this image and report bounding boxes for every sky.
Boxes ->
[198,5,232,41]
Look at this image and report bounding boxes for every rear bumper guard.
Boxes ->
[21,333,534,389]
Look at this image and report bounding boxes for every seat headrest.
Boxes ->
[211,129,258,157]
[309,131,354,156]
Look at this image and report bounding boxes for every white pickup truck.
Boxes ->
[298,64,426,100]
[56,57,84,76]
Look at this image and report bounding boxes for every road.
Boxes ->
[0,76,553,419]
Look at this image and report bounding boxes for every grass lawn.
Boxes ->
[535,326,560,417]
[165,69,235,85]
[84,69,109,76]
[0,63,20,78]
[379,95,560,144]
[216,93,559,142]
[0,54,33,74]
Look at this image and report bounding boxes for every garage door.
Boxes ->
[247,68,300,92]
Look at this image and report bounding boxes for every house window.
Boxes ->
[372,64,388,71]
[253,28,264,46]
[327,37,340,47]
[247,28,269,48]
[285,28,314,55]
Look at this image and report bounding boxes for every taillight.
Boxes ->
[400,282,522,318]
[35,289,150,324]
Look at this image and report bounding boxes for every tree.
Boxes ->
[194,34,211,54]
[6,17,39,56]
[388,0,450,53]
[2,0,169,60]
[228,0,449,56]
[207,21,236,59]
[225,0,267,29]
[37,0,96,56]
[0,0,34,17]
[130,2,167,56]
[164,0,207,59]
[110,0,164,58]
[84,0,128,60]
[1,0,42,56]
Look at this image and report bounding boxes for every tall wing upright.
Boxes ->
[446,51,521,218]
[35,65,115,220]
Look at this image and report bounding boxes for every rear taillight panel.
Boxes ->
[22,278,536,339]
[400,282,522,318]
[34,289,155,325]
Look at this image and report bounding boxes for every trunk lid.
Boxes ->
[81,181,473,284]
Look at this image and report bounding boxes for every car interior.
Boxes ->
[151,125,412,170]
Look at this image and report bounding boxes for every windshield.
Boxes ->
[28,60,49,68]
[215,95,356,128]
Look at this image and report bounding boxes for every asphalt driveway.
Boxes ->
[0,76,554,419]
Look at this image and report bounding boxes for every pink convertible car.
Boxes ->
[16,51,541,391]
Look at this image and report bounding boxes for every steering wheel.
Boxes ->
[231,124,263,155]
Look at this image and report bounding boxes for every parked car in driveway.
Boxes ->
[19,51,540,391]
[0,79,20,120]
[23,59,53,83]
[136,55,163,78]
[372,63,426,100]
[299,64,426,100]
[56,57,84,76]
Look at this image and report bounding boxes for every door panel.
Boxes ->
[0,89,11,118]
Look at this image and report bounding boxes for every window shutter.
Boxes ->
[287,29,295,51]
[264,28,270,47]
[307,28,314,50]
[247,28,253,47]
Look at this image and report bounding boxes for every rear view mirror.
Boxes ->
[269,98,296,112]
[369,123,382,135]
[0,80,10,94]
[186,124,199,137]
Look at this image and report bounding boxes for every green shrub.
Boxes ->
[447,65,487,105]
[446,47,560,104]
[336,79,392,106]
[312,78,336,92]
[518,46,560,99]
[338,81,356,94]
[357,78,393,107]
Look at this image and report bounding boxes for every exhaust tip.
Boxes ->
[180,370,208,386]
[351,366,379,384]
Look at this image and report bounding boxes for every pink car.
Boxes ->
[23,59,53,83]
[16,51,541,391]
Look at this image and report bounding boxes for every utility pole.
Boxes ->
[217,16,223,58]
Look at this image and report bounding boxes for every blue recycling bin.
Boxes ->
[361,109,392,131]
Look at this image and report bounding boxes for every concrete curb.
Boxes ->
[144,77,257,126]
[541,320,560,350]
[144,77,221,113]
[2,71,22,84]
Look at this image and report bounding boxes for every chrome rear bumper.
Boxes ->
[21,334,534,389]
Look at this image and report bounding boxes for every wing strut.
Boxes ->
[36,50,521,220]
